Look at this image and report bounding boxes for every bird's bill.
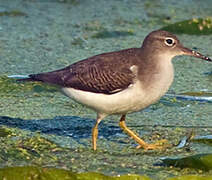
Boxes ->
[180,46,212,62]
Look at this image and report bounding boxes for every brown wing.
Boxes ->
[28,48,138,94]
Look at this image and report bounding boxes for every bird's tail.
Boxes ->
[8,71,65,86]
[7,75,39,82]
[8,67,69,86]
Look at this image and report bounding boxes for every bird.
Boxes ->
[18,30,212,151]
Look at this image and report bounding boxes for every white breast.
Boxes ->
[145,57,174,102]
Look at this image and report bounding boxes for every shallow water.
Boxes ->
[0,0,212,179]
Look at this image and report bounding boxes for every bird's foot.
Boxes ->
[136,139,171,150]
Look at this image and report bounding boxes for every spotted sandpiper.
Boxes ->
[18,30,211,150]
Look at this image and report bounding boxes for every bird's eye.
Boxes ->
[164,38,175,46]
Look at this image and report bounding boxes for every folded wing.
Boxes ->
[23,49,138,94]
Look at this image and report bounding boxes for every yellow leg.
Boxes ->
[119,115,168,150]
[92,115,104,151]
[92,121,99,151]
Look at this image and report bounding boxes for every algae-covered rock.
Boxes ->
[76,172,110,180]
[168,175,212,180]
[0,166,151,180]
[114,174,151,180]
[0,166,76,180]
[78,172,151,180]
[161,17,212,35]
[160,154,212,171]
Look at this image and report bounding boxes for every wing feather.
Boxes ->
[28,48,139,94]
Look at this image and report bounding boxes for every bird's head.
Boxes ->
[141,30,211,62]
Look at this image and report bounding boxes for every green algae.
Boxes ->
[161,154,212,171]
[114,18,143,26]
[180,92,212,97]
[168,175,212,180]
[0,129,64,166]
[0,118,196,178]
[71,37,87,47]
[92,30,135,39]
[0,127,11,137]
[0,76,58,95]
[0,166,151,180]
[161,17,212,35]
[81,21,106,32]
[16,135,63,158]
[0,10,27,17]
[0,166,76,180]
[1,166,212,180]
[114,174,151,180]
[59,0,80,5]
[192,135,212,146]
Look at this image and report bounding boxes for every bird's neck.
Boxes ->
[137,51,175,93]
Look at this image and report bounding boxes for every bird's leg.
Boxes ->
[119,115,168,150]
[92,115,103,151]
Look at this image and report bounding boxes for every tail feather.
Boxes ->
[17,77,40,82]
[8,66,70,86]
[8,75,30,79]
[8,74,43,82]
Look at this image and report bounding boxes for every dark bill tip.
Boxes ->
[191,50,212,62]
[181,46,212,62]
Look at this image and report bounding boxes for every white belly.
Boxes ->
[62,81,146,115]
[62,75,173,116]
